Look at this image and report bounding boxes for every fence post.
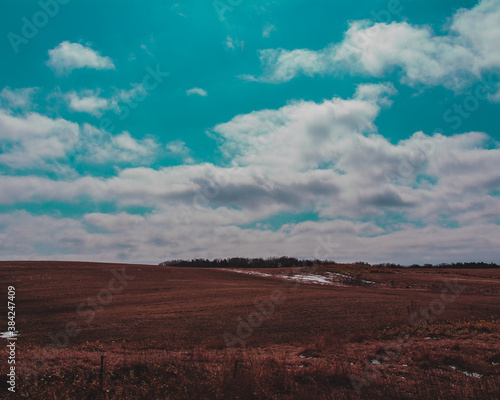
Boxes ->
[232,359,239,378]
[100,355,105,391]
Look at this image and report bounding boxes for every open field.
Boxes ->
[1,261,500,399]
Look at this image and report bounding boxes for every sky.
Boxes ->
[0,0,499,264]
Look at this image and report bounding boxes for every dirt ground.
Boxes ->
[0,261,499,399]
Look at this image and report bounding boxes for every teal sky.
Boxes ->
[0,0,499,264]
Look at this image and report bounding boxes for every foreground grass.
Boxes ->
[4,319,499,400]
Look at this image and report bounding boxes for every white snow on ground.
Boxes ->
[449,365,482,378]
[229,269,274,278]
[328,272,351,279]
[463,371,482,378]
[225,269,354,287]
[280,273,346,286]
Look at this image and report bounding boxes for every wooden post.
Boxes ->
[100,355,105,391]
[232,359,239,378]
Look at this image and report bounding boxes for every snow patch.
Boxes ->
[449,365,482,378]
[226,269,349,287]
[463,371,482,378]
[228,269,273,278]
[282,274,337,285]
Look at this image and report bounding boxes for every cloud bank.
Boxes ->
[0,84,499,263]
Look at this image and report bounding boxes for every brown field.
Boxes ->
[1,261,499,399]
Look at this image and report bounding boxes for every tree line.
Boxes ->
[159,258,498,269]
[159,257,327,269]
[373,262,499,269]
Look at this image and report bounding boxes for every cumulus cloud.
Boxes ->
[75,125,159,165]
[66,90,109,116]
[61,84,148,116]
[245,47,327,83]
[0,109,79,168]
[1,83,498,263]
[165,139,194,163]
[0,105,158,170]
[2,84,499,222]
[47,41,115,75]
[186,87,208,97]
[0,87,39,110]
[249,0,500,93]
[113,84,148,104]
[211,83,396,171]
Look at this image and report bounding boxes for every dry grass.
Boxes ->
[1,261,500,399]
[4,321,500,400]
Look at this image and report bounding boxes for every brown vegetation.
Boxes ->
[0,261,499,399]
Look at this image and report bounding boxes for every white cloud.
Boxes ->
[263,24,276,38]
[0,109,79,168]
[451,0,500,71]
[249,47,328,83]
[212,83,395,172]
[1,84,499,263]
[225,35,236,50]
[62,84,148,116]
[113,84,148,104]
[113,132,156,156]
[165,139,188,154]
[0,105,158,169]
[66,90,109,116]
[165,139,194,163]
[0,207,499,264]
[76,125,159,165]
[249,0,500,92]
[0,87,38,109]
[47,41,115,75]
[186,87,208,97]
[224,35,244,51]
[1,84,498,222]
